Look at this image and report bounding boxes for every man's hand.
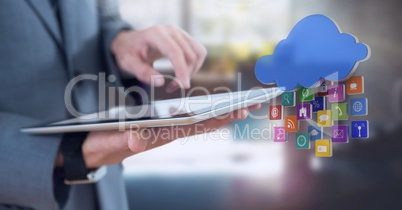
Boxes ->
[111,25,207,92]
[53,26,256,169]
[80,104,260,168]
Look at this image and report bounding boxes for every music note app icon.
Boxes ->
[274,126,286,142]
[284,116,298,132]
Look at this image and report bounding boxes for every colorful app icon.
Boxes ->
[351,120,369,139]
[296,133,310,149]
[350,98,368,116]
[299,87,314,102]
[317,110,331,127]
[315,139,332,157]
[318,81,332,96]
[308,125,323,141]
[346,76,364,95]
[311,96,326,113]
[269,105,283,120]
[331,103,348,121]
[328,84,345,102]
[331,125,349,143]
[297,104,312,120]
[284,116,298,132]
[274,126,286,142]
[282,92,295,106]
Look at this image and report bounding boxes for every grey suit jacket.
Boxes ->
[0,0,135,209]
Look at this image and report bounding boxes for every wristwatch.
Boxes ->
[60,132,107,185]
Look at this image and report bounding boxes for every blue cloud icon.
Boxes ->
[255,14,370,91]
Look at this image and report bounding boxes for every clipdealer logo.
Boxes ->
[64,72,276,131]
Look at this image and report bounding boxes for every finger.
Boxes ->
[127,126,182,152]
[164,37,200,92]
[166,28,207,93]
[127,105,260,152]
[143,107,248,147]
[166,80,180,93]
[126,129,151,153]
[236,104,261,118]
[145,26,190,88]
[121,56,165,86]
[231,108,250,120]
[245,103,261,113]
[176,27,207,75]
[167,25,198,75]
[181,107,251,137]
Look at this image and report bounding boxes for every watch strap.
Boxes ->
[60,132,88,181]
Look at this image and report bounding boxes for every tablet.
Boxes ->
[21,88,282,134]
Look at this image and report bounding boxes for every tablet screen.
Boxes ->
[45,88,280,127]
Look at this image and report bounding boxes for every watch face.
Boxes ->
[64,166,107,185]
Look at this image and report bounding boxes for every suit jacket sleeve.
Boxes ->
[0,112,62,210]
[98,0,148,105]
[98,0,132,83]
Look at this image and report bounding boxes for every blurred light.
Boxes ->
[123,127,285,178]
[310,156,322,171]
[119,0,182,29]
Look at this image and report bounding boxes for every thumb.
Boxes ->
[126,130,150,154]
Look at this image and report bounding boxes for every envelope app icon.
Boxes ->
[331,125,348,143]
[334,129,344,138]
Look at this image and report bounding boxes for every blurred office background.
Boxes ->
[119,0,402,209]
